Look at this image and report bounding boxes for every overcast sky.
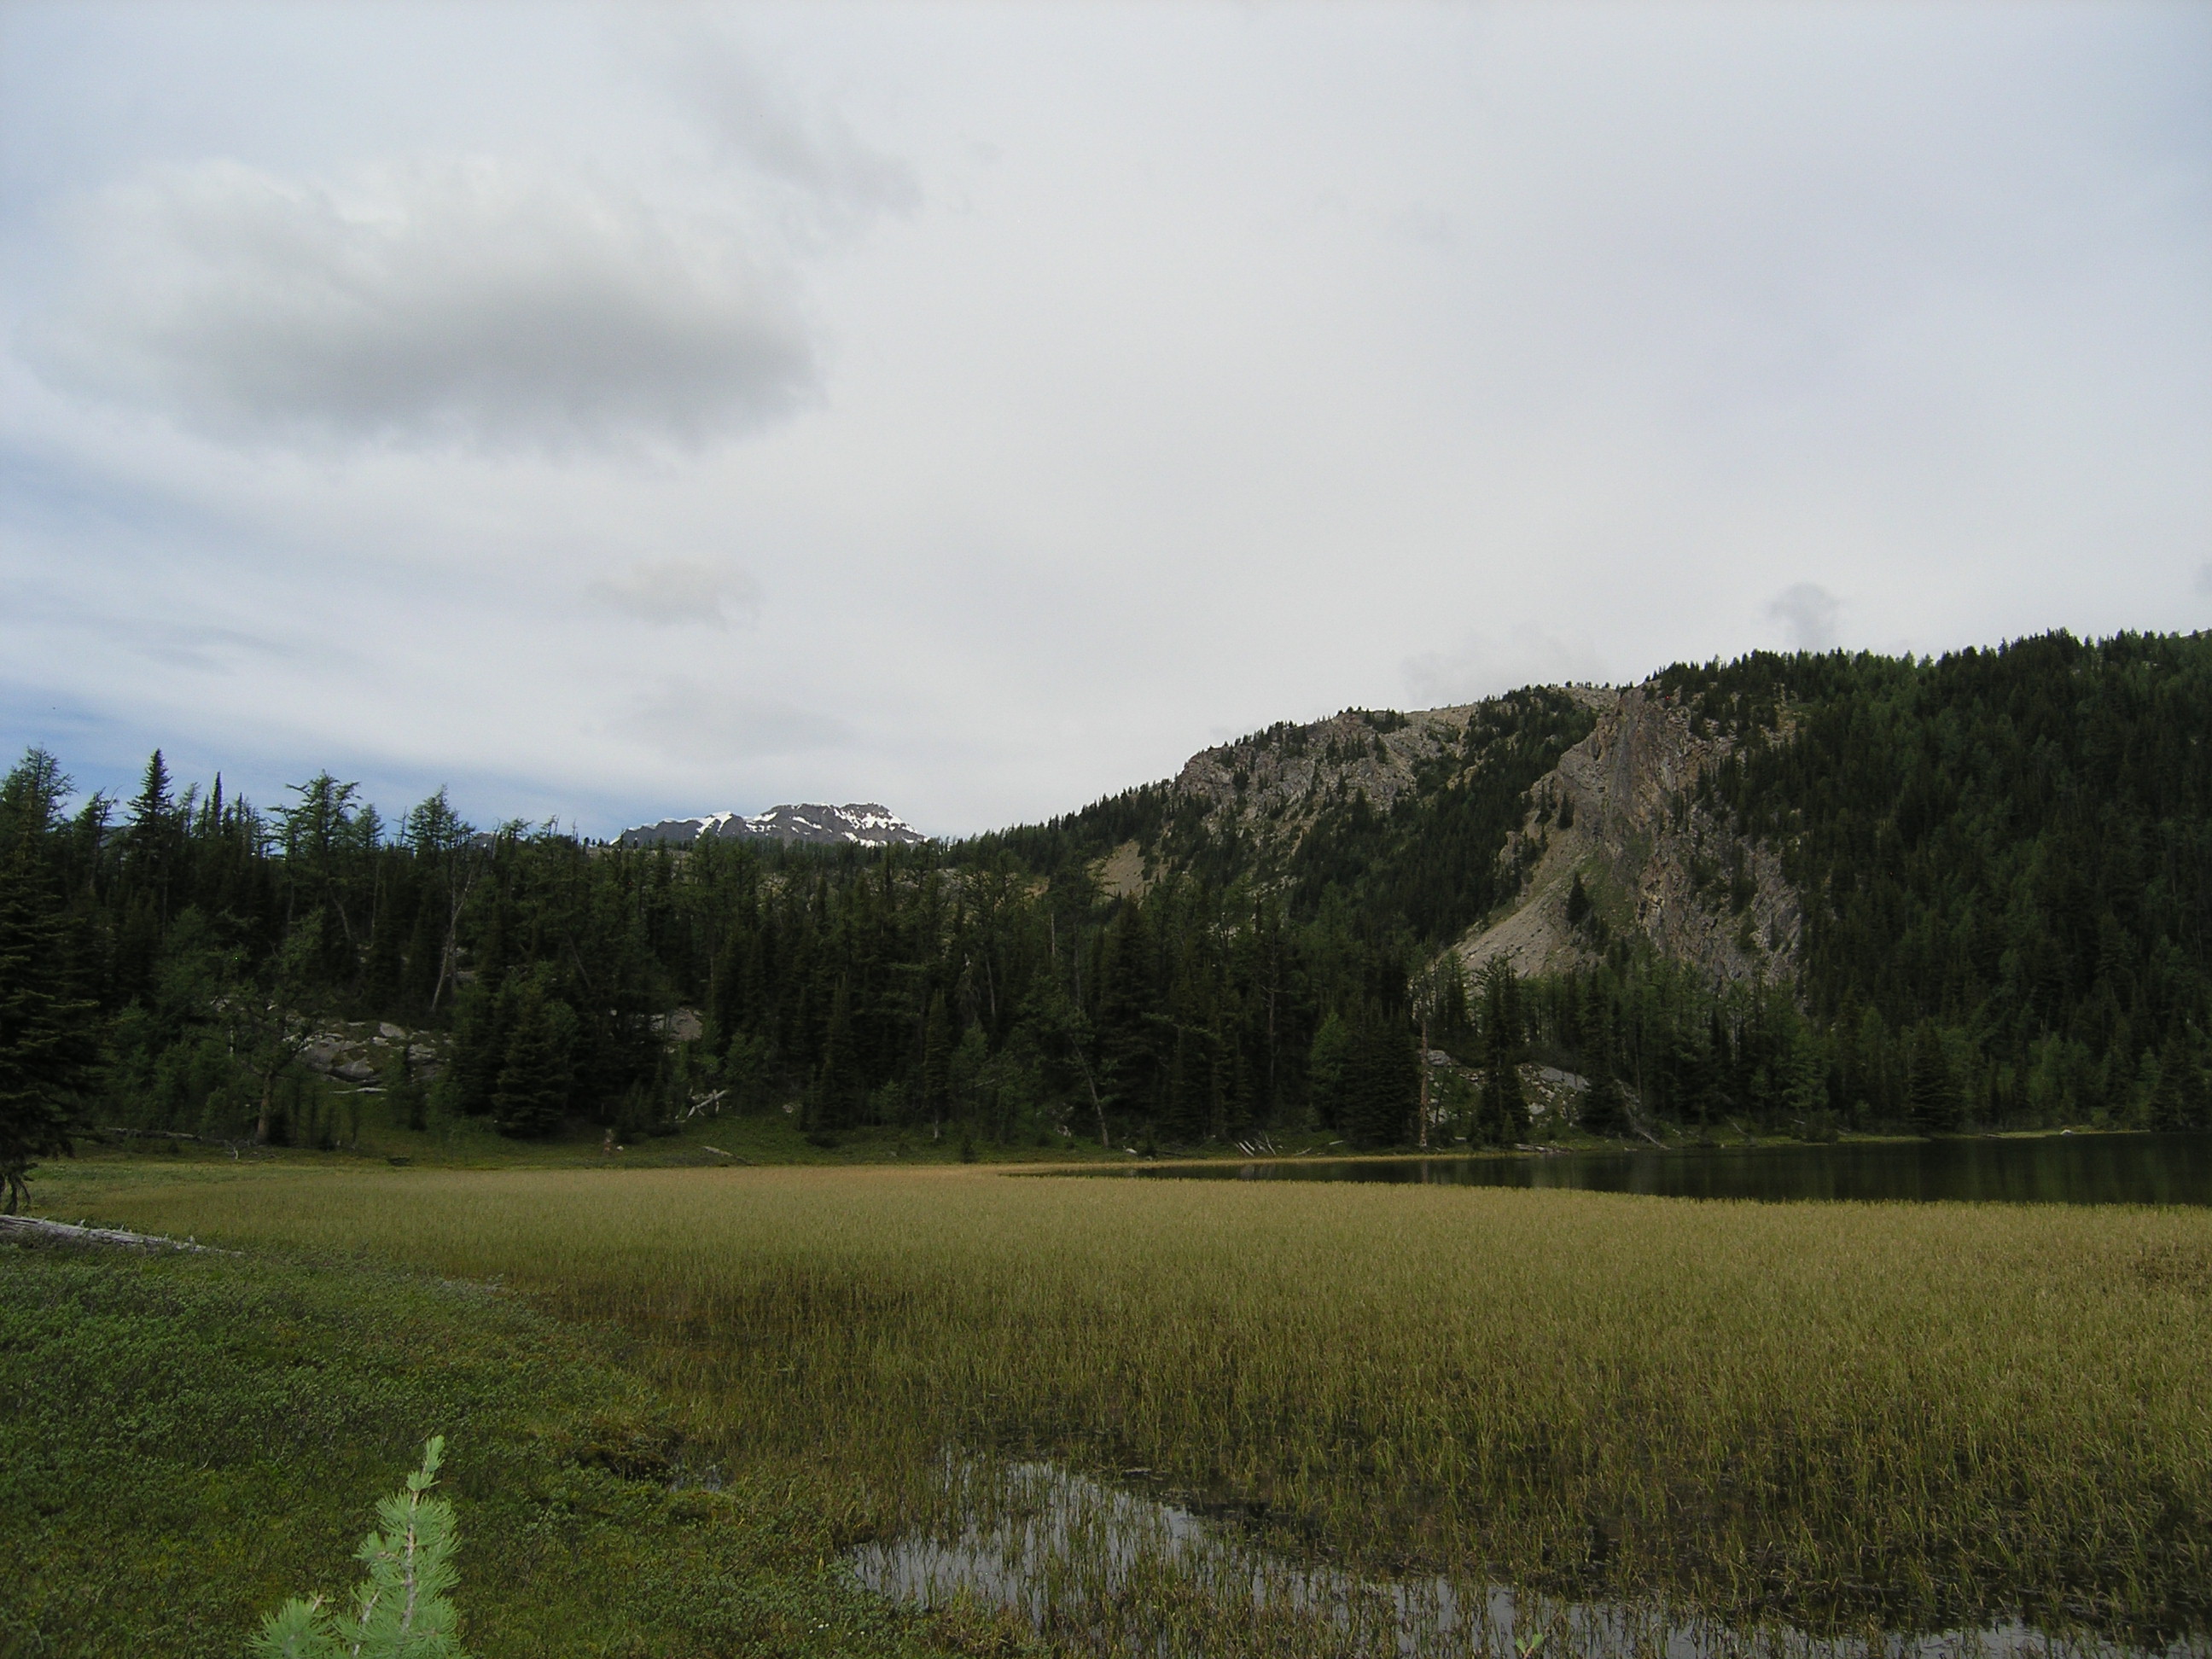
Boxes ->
[2,3,2206,838]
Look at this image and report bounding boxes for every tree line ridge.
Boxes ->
[2,630,2206,1198]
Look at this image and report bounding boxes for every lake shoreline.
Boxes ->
[1063,1128,2212,1207]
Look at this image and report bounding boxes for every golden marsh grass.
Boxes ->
[53,1161,2212,1645]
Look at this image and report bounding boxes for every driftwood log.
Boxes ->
[0,1214,228,1253]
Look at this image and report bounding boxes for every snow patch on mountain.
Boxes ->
[617,802,926,850]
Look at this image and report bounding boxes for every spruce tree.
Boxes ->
[812,978,856,1132]
[1096,900,1160,1116]
[2149,1034,2209,1132]
[384,1044,427,1132]
[1165,1026,1208,1144]
[442,980,503,1120]
[1479,962,1530,1144]
[0,841,94,1211]
[125,748,178,915]
[918,991,953,1128]
[1565,871,1591,929]
[113,892,162,1007]
[2183,1045,2212,1132]
[1436,962,1471,1053]
[1344,1008,1416,1150]
[1906,1022,1964,1133]
[492,986,573,1138]
[1308,1012,1351,1131]
[359,888,406,1012]
[401,896,444,1014]
[0,748,67,847]
[1478,1046,1530,1144]
[1580,1030,1628,1137]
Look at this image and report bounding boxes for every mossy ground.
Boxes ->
[0,1234,1031,1659]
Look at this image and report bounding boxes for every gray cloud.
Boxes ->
[646,20,918,230]
[27,158,817,450]
[133,621,313,673]
[1767,584,1843,653]
[1403,626,1609,707]
[620,679,851,763]
[1,4,2204,837]
[586,558,761,628]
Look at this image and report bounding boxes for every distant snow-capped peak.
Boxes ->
[617,802,926,850]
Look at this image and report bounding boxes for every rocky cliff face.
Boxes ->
[1080,680,1802,992]
[1453,684,1801,987]
[1173,704,1488,831]
[1169,691,1606,866]
[1091,702,1509,895]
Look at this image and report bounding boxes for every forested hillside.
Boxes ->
[0,631,2206,1190]
[1663,630,2212,1128]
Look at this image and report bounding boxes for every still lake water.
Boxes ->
[1120,1132,2212,1206]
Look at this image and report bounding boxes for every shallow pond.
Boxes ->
[852,1459,2201,1659]
[1116,1132,2212,1206]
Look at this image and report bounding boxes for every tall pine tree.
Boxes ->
[0,759,96,1210]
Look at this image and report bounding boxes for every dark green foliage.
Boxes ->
[0,752,99,1209]
[490,978,577,1138]
[812,978,859,1132]
[960,780,1178,876]
[357,879,408,1011]
[1307,1014,1352,1131]
[1473,962,1530,1144]
[384,1044,428,1132]
[1579,1031,1629,1138]
[1342,1008,1417,1150]
[1309,999,1417,1149]
[0,1244,980,1659]
[0,841,94,1208]
[1503,952,1837,1135]
[8,631,2209,1179]
[439,974,511,1123]
[918,991,952,1127]
[1660,632,2212,1126]
[1906,1022,1965,1134]
[2149,1033,2211,1132]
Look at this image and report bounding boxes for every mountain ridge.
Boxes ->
[618,801,926,851]
[25,628,2205,1162]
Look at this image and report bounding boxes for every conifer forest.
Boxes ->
[3,632,2209,1190]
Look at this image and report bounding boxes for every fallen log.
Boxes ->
[0,1214,229,1253]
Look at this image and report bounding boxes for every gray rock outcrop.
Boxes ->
[1454,684,1800,987]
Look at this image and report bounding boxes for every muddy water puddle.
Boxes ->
[850,1460,2203,1659]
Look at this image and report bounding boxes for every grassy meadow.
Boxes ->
[0,1222,1032,1659]
[27,1155,2212,1654]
